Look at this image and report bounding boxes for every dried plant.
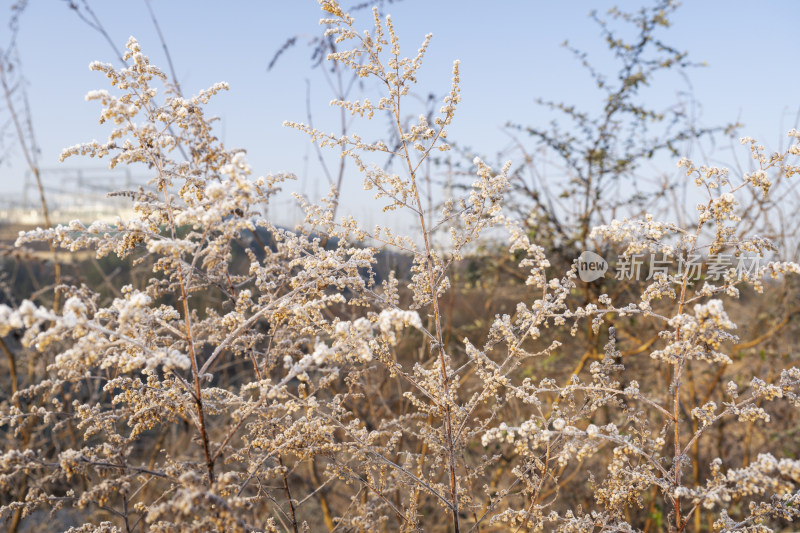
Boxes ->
[1,2,800,533]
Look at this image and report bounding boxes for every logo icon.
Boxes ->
[577,251,608,282]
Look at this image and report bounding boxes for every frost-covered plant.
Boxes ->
[1,2,800,533]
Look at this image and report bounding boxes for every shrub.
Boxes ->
[1,2,800,532]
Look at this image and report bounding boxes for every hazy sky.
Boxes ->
[2,0,799,228]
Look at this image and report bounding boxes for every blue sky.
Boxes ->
[2,0,799,228]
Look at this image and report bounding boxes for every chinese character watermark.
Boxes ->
[575,251,762,282]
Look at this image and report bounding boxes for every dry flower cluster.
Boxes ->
[1,2,799,532]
